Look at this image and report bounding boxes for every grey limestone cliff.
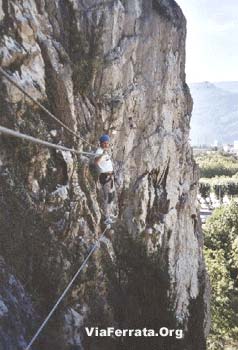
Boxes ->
[0,0,210,349]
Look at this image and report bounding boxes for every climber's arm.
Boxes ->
[94,148,105,165]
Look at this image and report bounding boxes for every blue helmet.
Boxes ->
[100,134,110,143]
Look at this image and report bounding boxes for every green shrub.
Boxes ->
[199,177,238,199]
[195,153,238,178]
[204,202,238,348]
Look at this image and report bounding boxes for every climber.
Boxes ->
[95,134,117,225]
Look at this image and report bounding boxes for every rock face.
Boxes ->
[0,257,36,350]
[0,1,210,349]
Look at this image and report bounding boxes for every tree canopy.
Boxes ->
[204,202,238,349]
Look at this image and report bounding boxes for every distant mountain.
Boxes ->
[215,82,238,94]
[189,82,238,145]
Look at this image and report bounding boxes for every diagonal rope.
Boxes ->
[0,125,94,156]
[0,67,96,148]
[25,225,110,350]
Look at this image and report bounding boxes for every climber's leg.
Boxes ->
[99,174,116,224]
[107,177,116,218]
[102,181,109,219]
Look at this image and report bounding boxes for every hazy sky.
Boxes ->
[177,0,238,83]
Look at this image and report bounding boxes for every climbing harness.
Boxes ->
[99,172,114,186]
[0,67,96,148]
[0,125,94,156]
[25,225,110,350]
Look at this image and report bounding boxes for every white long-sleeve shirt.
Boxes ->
[95,147,114,173]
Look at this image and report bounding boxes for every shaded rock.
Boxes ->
[0,257,37,350]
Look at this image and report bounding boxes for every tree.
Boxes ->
[199,181,211,200]
[204,202,238,349]
[195,153,238,178]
